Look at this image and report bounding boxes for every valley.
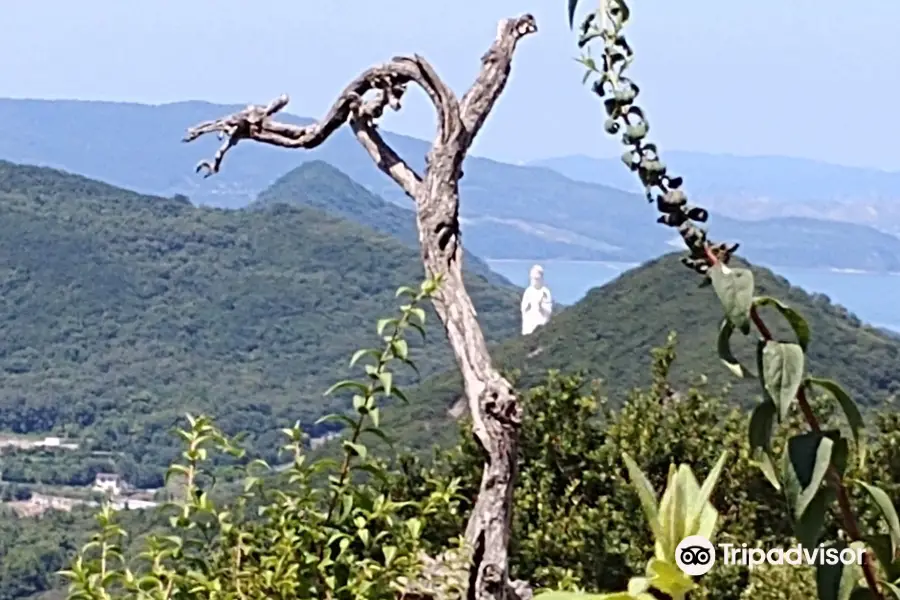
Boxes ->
[1,102,899,600]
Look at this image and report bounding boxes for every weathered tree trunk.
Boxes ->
[183,15,537,600]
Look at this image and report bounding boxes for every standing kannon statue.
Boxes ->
[520,264,553,335]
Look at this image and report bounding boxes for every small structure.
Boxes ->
[0,435,78,450]
[520,264,553,335]
[92,473,124,496]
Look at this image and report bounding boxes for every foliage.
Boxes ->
[0,448,119,487]
[0,160,519,485]
[569,0,900,597]
[393,336,900,599]
[383,253,900,454]
[60,280,466,600]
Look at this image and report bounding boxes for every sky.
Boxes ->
[2,0,898,170]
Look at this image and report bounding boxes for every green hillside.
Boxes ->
[253,160,419,244]
[4,99,900,271]
[385,253,900,450]
[252,160,511,286]
[0,160,520,486]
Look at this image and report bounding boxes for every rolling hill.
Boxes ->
[0,160,521,486]
[252,160,511,287]
[385,253,900,451]
[3,98,900,271]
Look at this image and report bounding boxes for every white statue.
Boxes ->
[521,264,553,335]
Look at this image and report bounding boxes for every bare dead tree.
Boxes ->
[183,14,538,600]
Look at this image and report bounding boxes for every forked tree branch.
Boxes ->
[184,14,537,600]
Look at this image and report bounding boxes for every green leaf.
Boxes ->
[807,377,866,468]
[408,306,426,326]
[406,517,423,539]
[795,486,836,547]
[378,372,393,396]
[376,318,397,336]
[349,348,380,368]
[854,480,900,553]
[362,425,394,449]
[343,441,367,459]
[882,581,900,600]
[688,451,729,535]
[760,341,805,421]
[622,453,661,544]
[748,400,781,488]
[753,296,811,350]
[350,462,389,485]
[340,494,354,522]
[829,434,850,479]
[567,0,580,29]
[783,431,834,521]
[391,339,409,361]
[314,413,357,429]
[646,558,696,598]
[392,385,410,404]
[753,452,781,491]
[749,400,777,453]
[324,379,370,397]
[717,318,752,378]
[864,534,900,582]
[709,264,755,333]
[408,320,427,341]
[815,541,865,600]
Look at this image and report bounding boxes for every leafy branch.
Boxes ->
[61,278,467,600]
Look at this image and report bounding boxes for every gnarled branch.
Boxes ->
[183,14,537,600]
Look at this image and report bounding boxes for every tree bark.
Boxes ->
[183,14,537,600]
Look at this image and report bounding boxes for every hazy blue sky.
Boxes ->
[3,0,897,170]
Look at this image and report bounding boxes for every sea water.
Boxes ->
[486,259,900,333]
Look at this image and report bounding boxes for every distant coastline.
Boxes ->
[485,258,900,333]
[485,258,900,277]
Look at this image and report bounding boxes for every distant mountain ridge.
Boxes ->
[3,98,900,271]
[531,152,900,237]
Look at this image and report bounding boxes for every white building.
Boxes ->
[92,473,124,496]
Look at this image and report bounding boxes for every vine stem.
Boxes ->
[707,246,885,599]
[324,315,408,523]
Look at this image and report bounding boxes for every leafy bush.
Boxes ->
[394,333,900,599]
[62,281,470,600]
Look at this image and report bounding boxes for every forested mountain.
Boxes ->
[252,160,511,286]
[386,254,900,451]
[3,98,900,271]
[3,165,899,597]
[0,160,521,486]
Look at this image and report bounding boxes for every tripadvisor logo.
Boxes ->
[675,536,716,576]
[675,536,865,576]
